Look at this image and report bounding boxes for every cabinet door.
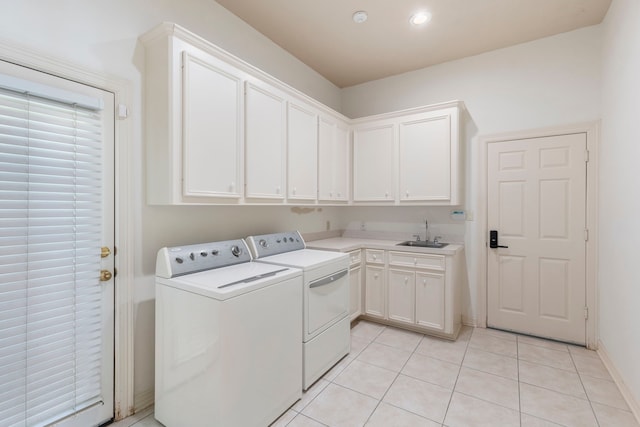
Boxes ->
[353,124,395,201]
[287,102,318,200]
[399,113,451,201]
[318,117,349,201]
[245,82,286,199]
[364,265,385,319]
[349,266,362,321]
[388,269,415,325]
[415,271,445,331]
[182,52,242,198]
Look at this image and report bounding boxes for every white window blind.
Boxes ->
[0,86,106,426]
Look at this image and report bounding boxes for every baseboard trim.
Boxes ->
[133,388,154,413]
[462,316,477,327]
[597,340,640,423]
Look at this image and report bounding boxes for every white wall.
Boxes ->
[341,26,603,326]
[0,0,343,408]
[600,0,640,406]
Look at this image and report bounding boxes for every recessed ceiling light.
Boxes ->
[410,11,432,26]
[352,11,368,24]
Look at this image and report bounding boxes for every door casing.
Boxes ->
[476,122,599,349]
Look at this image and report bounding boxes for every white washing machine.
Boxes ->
[246,231,350,390]
[155,239,302,427]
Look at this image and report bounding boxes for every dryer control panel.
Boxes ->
[246,231,305,259]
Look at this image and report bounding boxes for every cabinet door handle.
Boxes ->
[374,273,379,279]
[404,277,408,284]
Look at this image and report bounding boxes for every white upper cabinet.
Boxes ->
[287,102,318,200]
[182,52,243,199]
[245,82,287,200]
[352,124,396,202]
[142,27,246,204]
[399,112,451,201]
[318,116,349,202]
[141,24,463,206]
[351,102,463,205]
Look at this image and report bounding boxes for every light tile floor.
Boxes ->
[113,321,639,427]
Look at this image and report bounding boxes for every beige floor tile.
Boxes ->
[455,367,519,410]
[517,335,569,352]
[457,325,474,341]
[321,355,353,381]
[592,402,640,427]
[270,409,299,427]
[364,402,440,427]
[350,334,371,357]
[351,320,386,342]
[520,413,565,426]
[374,326,422,352]
[518,359,587,399]
[356,342,412,372]
[472,327,518,342]
[333,360,397,400]
[287,414,327,427]
[131,416,164,427]
[581,375,630,410]
[469,331,518,357]
[572,353,612,380]
[462,347,518,379]
[568,344,599,359]
[444,392,520,427]
[383,374,452,423]
[520,383,598,427]
[301,383,378,427]
[293,378,330,411]
[414,334,468,365]
[518,342,575,371]
[401,352,460,390]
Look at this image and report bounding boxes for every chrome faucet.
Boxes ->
[425,219,429,242]
[412,234,421,241]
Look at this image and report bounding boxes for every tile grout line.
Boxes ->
[517,334,522,427]
[569,347,602,427]
[440,327,472,426]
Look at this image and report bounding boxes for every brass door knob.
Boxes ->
[100,270,113,281]
[101,247,111,258]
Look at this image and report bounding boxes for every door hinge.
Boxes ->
[117,104,128,119]
[584,229,589,241]
[584,306,589,320]
[585,150,590,163]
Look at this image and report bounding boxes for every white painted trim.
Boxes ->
[0,38,136,421]
[598,340,640,423]
[133,388,155,414]
[476,122,599,347]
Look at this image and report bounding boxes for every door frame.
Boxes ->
[0,40,136,419]
[476,122,599,349]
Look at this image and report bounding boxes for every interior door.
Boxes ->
[487,133,587,344]
[0,60,114,426]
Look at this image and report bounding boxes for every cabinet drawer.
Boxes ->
[365,249,385,264]
[388,251,445,271]
[347,249,361,266]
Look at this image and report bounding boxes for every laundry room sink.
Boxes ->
[397,241,449,249]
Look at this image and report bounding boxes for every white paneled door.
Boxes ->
[487,133,587,344]
[0,61,114,426]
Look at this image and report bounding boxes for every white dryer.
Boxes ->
[246,231,350,389]
[155,239,302,427]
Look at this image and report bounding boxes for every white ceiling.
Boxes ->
[215,0,612,88]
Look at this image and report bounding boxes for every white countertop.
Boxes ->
[306,237,463,256]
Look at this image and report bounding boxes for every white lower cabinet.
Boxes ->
[415,271,445,331]
[363,248,461,339]
[364,265,385,319]
[387,269,415,325]
[349,266,362,321]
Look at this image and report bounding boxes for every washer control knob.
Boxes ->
[200,251,208,257]
[211,250,219,256]
[276,239,281,243]
[175,257,183,264]
[231,245,242,257]
[189,252,195,261]
[289,237,294,242]
[259,239,268,248]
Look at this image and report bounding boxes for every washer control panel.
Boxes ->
[246,231,305,259]
[156,239,251,278]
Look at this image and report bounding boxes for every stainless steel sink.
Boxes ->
[397,241,448,249]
